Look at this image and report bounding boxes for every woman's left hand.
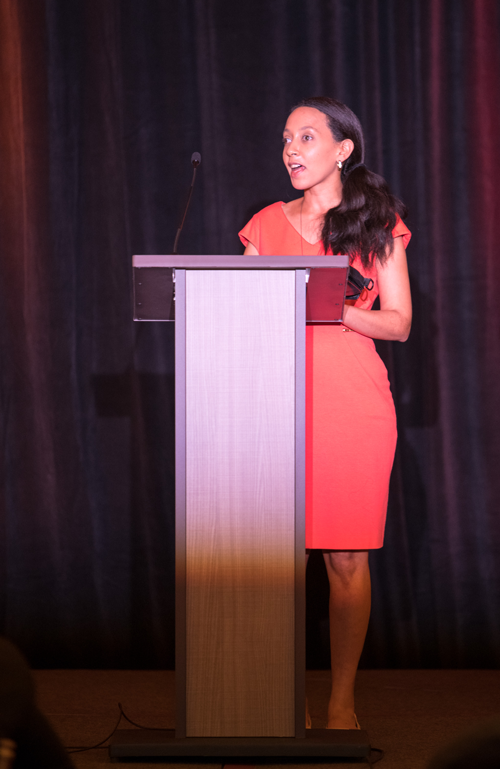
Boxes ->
[342,236,412,342]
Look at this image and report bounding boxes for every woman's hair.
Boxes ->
[292,96,407,267]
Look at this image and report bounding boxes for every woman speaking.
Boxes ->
[239,97,412,730]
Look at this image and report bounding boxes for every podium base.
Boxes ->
[109,728,371,760]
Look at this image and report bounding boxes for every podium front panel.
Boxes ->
[179,269,298,737]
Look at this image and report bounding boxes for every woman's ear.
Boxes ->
[339,139,354,162]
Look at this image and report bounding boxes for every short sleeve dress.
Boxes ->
[239,201,411,550]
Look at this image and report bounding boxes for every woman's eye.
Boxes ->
[303,134,312,141]
[282,137,291,144]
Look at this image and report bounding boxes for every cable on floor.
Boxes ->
[366,746,385,765]
[65,702,169,754]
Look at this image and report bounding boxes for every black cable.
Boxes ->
[367,746,385,765]
[65,701,169,754]
[66,707,123,753]
[117,702,168,731]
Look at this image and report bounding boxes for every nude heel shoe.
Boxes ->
[327,713,361,730]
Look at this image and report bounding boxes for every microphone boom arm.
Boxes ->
[172,152,201,255]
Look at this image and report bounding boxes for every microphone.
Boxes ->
[172,152,201,254]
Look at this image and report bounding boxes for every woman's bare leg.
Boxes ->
[305,551,312,727]
[323,550,371,729]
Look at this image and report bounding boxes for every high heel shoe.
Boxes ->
[327,713,361,730]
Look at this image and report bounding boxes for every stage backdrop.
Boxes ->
[0,0,499,668]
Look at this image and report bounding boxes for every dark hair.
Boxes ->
[292,97,407,267]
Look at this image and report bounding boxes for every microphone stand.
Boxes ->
[172,152,201,255]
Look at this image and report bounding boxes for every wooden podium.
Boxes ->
[110,255,371,760]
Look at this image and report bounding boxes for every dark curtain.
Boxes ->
[0,0,499,668]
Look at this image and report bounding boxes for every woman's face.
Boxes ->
[282,106,348,190]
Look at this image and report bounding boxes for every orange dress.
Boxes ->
[239,202,411,549]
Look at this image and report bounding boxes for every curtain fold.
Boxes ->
[0,0,499,668]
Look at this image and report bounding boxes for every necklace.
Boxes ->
[299,197,310,284]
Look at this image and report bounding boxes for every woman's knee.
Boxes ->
[323,550,369,585]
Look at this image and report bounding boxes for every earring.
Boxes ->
[337,160,343,169]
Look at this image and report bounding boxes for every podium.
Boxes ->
[110,255,371,760]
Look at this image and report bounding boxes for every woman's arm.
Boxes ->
[245,236,411,341]
[342,236,412,342]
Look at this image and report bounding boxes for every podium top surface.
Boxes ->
[134,255,349,269]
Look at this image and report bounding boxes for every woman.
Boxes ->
[239,97,411,730]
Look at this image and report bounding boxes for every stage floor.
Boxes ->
[34,669,500,768]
